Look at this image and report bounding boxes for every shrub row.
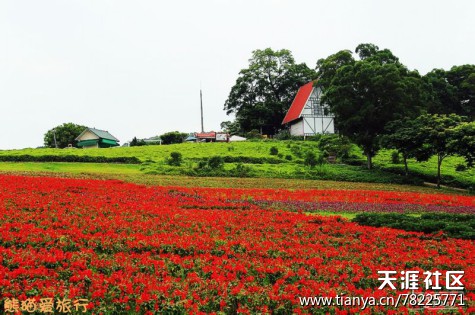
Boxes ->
[0,155,141,164]
[221,156,284,164]
[353,213,475,240]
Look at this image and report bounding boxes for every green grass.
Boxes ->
[0,162,141,174]
[1,139,473,191]
[373,150,475,189]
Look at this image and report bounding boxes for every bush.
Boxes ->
[168,152,183,166]
[245,129,262,139]
[229,163,252,177]
[269,146,279,156]
[274,129,291,140]
[455,164,467,172]
[221,156,283,164]
[304,151,317,168]
[304,151,324,168]
[207,156,224,169]
[317,135,352,160]
[353,213,475,240]
[160,131,187,145]
[290,145,303,158]
[391,151,401,164]
[285,155,292,161]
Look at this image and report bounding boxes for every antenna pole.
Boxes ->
[200,88,204,133]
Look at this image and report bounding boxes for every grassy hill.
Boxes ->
[0,140,473,190]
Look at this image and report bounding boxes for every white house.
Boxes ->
[282,81,335,136]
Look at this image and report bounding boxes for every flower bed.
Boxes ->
[0,175,474,314]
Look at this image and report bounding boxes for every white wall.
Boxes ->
[302,117,334,134]
[290,119,304,136]
[78,130,99,141]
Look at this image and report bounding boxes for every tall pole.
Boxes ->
[53,129,58,148]
[200,88,204,133]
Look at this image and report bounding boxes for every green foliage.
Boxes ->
[455,164,467,172]
[318,43,427,169]
[168,152,183,166]
[382,118,429,175]
[245,130,263,139]
[221,156,283,164]
[0,155,140,164]
[414,114,465,187]
[207,156,224,169]
[1,140,474,190]
[160,131,187,145]
[269,146,279,156]
[304,151,317,168]
[317,135,352,160]
[274,130,291,140]
[130,137,146,147]
[44,123,87,148]
[285,155,292,161]
[224,48,316,135]
[424,65,475,120]
[447,121,475,167]
[391,151,400,164]
[220,121,241,135]
[353,213,475,240]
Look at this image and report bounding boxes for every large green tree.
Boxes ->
[224,48,316,135]
[44,123,87,148]
[317,43,427,169]
[424,65,475,120]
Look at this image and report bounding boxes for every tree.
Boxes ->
[414,114,465,188]
[448,121,475,167]
[130,137,146,147]
[424,65,475,120]
[318,43,427,169]
[160,131,187,145]
[220,120,241,135]
[382,118,429,176]
[44,123,87,148]
[224,48,316,135]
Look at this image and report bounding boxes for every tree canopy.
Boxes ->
[412,114,466,187]
[317,43,427,169]
[224,48,316,135]
[44,123,87,148]
[424,65,475,120]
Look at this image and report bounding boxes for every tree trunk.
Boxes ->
[366,152,372,170]
[403,155,408,176]
[437,154,442,188]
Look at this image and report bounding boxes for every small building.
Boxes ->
[195,132,229,142]
[282,81,335,136]
[76,128,120,148]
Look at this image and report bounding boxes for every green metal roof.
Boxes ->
[100,139,119,146]
[75,128,119,142]
[77,139,99,147]
[89,128,119,141]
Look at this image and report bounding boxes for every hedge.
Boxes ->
[0,155,141,164]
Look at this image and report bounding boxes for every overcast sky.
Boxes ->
[1,0,474,149]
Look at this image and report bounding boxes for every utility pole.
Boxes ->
[53,129,58,148]
[200,88,204,133]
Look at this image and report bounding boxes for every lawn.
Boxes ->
[0,139,474,190]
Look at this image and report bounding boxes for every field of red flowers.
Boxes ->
[1,174,474,314]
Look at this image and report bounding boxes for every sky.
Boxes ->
[1,0,474,149]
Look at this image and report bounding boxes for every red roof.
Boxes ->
[196,132,216,138]
[282,81,314,124]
